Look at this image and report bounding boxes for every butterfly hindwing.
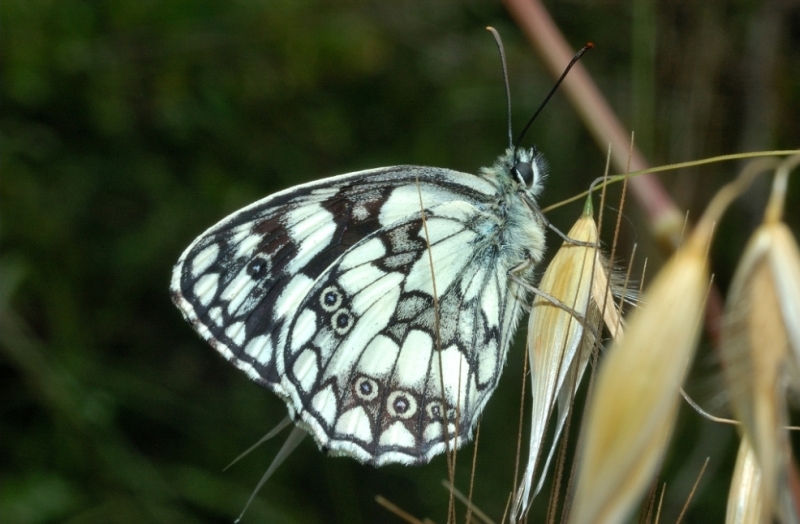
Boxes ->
[279,200,524,464]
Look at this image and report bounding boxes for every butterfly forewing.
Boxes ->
[171,152,544,466]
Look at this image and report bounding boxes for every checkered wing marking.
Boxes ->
[280,199,526,465]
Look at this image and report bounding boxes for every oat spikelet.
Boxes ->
[726,436,764,524]
[569,165,763,524]
[764,155,800,366]
[721,154,800,522]
[512,198,621,521]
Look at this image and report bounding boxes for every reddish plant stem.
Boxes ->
[504,0,724,347]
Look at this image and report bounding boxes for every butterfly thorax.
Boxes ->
[474,148,547,283]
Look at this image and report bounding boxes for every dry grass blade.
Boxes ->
[441,480,496,524]
[224,417,294,471]
[569,164,764,524]
[375,495,427,524]
[675,457,709,524]
[726,436,764,524]
[234,425,307,523]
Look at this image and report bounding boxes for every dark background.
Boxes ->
[3,1,800,523]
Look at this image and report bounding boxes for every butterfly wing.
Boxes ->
[171,166,522,465]
[278,199,528,465]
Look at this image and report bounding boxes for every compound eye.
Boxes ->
[513,161,534,186]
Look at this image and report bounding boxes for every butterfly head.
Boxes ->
[508,147,546,196]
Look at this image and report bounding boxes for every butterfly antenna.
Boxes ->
[514,42,594,150]
[487,27,513,150]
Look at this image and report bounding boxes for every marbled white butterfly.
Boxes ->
[170,37,589,468]
[170,148,546,466]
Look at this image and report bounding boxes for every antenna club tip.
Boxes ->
[586,42,594,49]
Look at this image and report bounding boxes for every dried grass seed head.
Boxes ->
[569,163,765,524]
[720,154,800,519]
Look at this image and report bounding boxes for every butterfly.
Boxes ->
[170,146,549,466]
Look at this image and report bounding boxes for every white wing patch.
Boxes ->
[378,180,493,228]
[274,275,314,319]
[338,264,386,297]
[245,335,272,362]
[380,421,416,448]
[395,330,433,388]
[208,306,223,326]
[357,335,399,377]
[477,339,499,385]
[431,344,472,405]
[351,272,404,315]
[339,237,386,270]
[405,229,474,294]
[323,285,400,378]
[193,273,219,307]
[293,349,319,392]
[311,385,338,426]
[192,244,219,277]
[290,310,317,353]
[234,230,261,259]
[286,207,337,274]
[336,407,373,444]
[225,321,247,347]
[220,271,257,315]
[481,273,501,328]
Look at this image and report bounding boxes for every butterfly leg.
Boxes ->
[521,193,595,247]
[546,222,596,247]
[507,268,602,341]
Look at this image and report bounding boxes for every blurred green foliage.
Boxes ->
[2,0,799,523]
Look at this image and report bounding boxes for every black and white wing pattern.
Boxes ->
[171,149,547,465]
